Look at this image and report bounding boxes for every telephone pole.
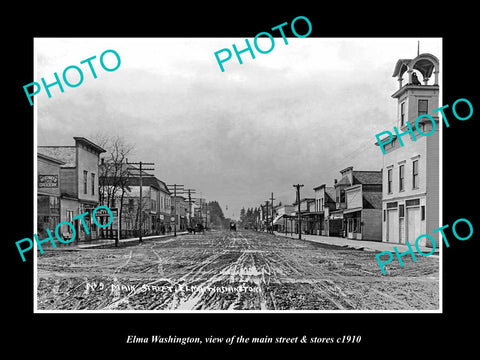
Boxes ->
[270,192,275,234]
[167,184,184,237]
[185,188,196,227]
[127,161,155,244]
[293,184,304,240]
[265,200,269,233]
[193,196,206,230]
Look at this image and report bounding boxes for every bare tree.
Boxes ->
[123,195,151,238]
[92,133,134,244]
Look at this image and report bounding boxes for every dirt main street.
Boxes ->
[36,229,439,311]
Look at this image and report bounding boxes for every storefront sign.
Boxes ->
[38,175,58,188]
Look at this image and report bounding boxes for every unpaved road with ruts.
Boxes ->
[37,229,439,310]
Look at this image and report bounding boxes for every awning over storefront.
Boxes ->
[329,210,344,219]
[343,207,363,215]
[273,214,288,225]
[273,214,297,224]
[273,214,285,224]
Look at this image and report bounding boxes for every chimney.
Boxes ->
[334,179,337,184]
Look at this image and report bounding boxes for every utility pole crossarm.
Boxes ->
[126,160,155,244]
[167,184,184,237]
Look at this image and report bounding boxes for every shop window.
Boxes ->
[66,210,74,235]
[37,215,50,234]
[38,195,50,214]
[49,196,60,215]
[66,210,74,223]
[386,201,398,209]
[406,199,420,207]
[347,218,361,233]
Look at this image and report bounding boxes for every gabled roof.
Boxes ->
[128,176,171,194]
[293,198,315,206]
[126,176,171,194]
[335,170,382,188]
[362,190,382,209]
[313,183,326,191]
[126,176,159,189]
[352,171,382,185]
[74,137,106,154]
[38,146,76,167]
[335,176,351,186]
[325,187,336,202]
[156,178,170,193]
[38,137,105,167]
[37,152,65,165]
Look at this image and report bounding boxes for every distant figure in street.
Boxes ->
[412,72,421,85]
[230,222,236,232]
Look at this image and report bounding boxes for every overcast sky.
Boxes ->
[35,37,442,219]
